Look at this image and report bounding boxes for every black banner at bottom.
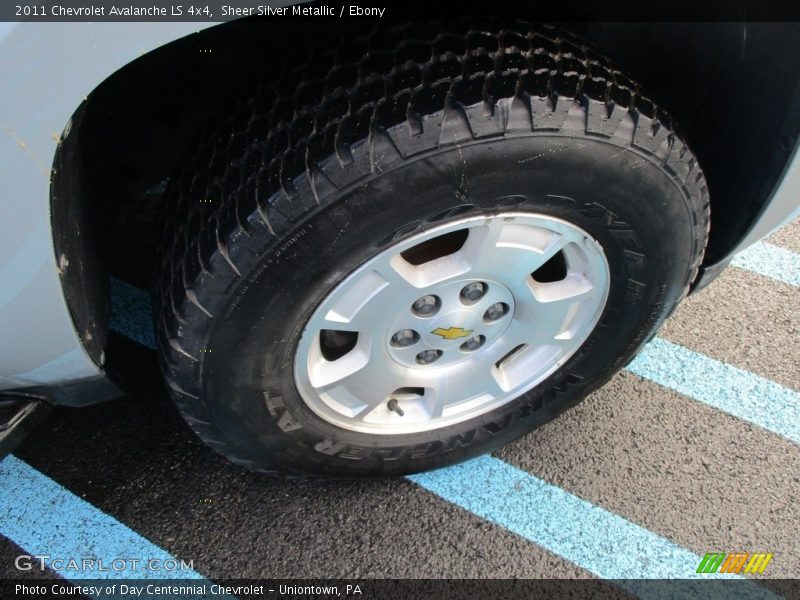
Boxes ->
[2,578,798,600]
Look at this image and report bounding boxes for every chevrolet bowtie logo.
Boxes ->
[431,327,473,340]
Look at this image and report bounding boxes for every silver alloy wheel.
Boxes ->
[293,213,610,435]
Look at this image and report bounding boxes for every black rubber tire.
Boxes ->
[155,21,709,478]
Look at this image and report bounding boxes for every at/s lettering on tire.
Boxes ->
[154,21,709,477]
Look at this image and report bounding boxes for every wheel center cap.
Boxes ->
[425,310,480,346]
[386,278,516,369]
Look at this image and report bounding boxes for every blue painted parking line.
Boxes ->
[111,278,156,349]
[731,241,800,287]
[628,338,800,444]
[0,455,217,584]
[410,456,776,598]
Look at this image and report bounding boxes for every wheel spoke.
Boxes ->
[469,219,569,281]
[315,355,405,414]
[530,272,596,304]
[501,313,564,349]
[507,273,597,346]
[449,353,508,399]
[321,269,390,327]
[321,263,419,331]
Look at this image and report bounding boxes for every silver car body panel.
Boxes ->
[0,22,212,391]
[0,20,797,393]
[736,143,800,249]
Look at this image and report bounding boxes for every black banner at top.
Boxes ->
[3,0,800,23]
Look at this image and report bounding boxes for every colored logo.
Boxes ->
[431,327,473,340]
[696,552,773,574]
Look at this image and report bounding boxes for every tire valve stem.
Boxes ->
[387,398,404,417]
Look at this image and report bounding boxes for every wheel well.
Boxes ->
[54,18,800,351]
[576,21,800,266]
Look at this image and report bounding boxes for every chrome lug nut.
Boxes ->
[460,335,486,352]
[415,349,443,365]
[391,329,420,348]
[460,281,487,304]
[412,295,440,317]
[484,302,509,322]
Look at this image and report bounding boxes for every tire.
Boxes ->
[155,21,709,478]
